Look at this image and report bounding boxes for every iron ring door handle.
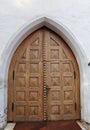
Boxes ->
[46,85,50,94]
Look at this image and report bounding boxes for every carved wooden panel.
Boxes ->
[16,77,26,87]
[64,105,73,114]
[16,91,25,101]
[50,49,59,59]
[51,91,60,100]
[50,63,59,72]
[16,106,25,116]
[29,91,38,101]
[17,63,26,72]
[29,77,38,87]
[30,50,39,59]
[30,63,39,73]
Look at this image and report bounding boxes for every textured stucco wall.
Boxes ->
[0,0,90,128]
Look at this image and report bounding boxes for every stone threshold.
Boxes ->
[4,123,16,130]
[77,120,90,130]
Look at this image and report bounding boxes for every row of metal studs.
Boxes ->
[42,30,47,121]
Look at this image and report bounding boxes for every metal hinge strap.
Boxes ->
[75,102,77,111]
[13,70,15,80]
[12,102,14,112]
[74,71,76,79]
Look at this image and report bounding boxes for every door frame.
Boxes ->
[0,16,90,127]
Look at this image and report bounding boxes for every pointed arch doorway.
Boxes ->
[8,27,80,122]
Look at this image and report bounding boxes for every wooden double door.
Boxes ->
[8,27,80,122]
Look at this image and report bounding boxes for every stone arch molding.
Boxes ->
[0,16,90,128]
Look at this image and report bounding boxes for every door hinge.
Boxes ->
[13,70,15,80]
[12,102,14,112]
[75,102,77,111]
[74,71,76,79]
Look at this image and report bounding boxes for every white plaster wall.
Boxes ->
[0,0,90,60]
[0,0,90,128]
